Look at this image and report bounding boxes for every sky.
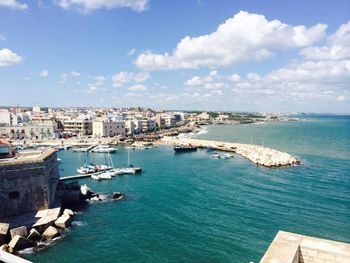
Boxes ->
[0,0,350,113]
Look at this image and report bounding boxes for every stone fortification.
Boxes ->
[0,149,60,218]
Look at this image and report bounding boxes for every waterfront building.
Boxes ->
[92,120,126,137]
[164,115,176,127]
[196,112,211,121]
[63,119,92,136]
[0,120,58,140]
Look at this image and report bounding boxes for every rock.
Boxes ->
[63,209,75,217]
[27,228,41,242]
[42,226,60,241]
[61,190,81,203]
[9,226,27,239]
[33,208,61,233]
[112,192,124,200]
[55,214,72,229]
[8,235,36,251]
[0,223,10,246]
[80,184,92,198]
[0,244,9,251]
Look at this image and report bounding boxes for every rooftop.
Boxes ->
[0,148,57,167]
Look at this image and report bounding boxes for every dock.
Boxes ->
[162,137,300,167]
[60,174,92,181]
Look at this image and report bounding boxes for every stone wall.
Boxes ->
[0,150,59,218]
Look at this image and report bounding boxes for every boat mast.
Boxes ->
[127,148,130,166]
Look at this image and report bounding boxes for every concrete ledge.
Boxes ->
[0,148,57,167]
[0,250,32,263]
[260,231,301,263]
[260,231,350,263]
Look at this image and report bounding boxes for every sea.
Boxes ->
[26,115,350,263]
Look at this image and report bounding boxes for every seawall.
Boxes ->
[161,137,300,167]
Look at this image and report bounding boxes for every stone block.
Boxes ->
[42,226,59,240]
[33,207,61,233]
[80,184,92,198]
[55,214,72,229]
[10,226,27,239]
[27,228,41,242]
[0,223,9,236]
[0,223,10,246]
[8,235,36,251]
[63,209,75,217]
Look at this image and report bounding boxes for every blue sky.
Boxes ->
[0,0,350,112]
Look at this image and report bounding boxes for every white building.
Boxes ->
[164,115,176,127]
[125,120,135,135]
[63,119,92,136]
[0,121,58,140]
[92,121,126,137]
[0,110,12,125]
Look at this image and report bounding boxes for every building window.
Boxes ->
[8,191,20,199]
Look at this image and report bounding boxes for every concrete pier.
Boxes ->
[162,137,300,167]
[0,250,32,263]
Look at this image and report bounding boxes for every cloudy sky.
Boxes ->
[0,0,349,112]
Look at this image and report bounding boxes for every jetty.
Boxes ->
[162,137,300,167]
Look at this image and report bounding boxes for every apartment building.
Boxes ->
[63,119,92,136]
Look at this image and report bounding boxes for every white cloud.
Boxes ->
[337,95,347,102]
[0,48,23,67]
[135,11,327,70]
[112,71,149,87]
[0,35,6,41]
[128,84,147,91]
[54,0,148,13]
[60,71,81,83]
[38,69,49,77]
[301,21,350,61]
[0,0,27,10]
[228,74,240,82]
[74,75,106,93]
[185,70,228,90]
[231,60,350,104]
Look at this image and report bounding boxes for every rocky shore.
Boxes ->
[162,137,300,167]
[0,183,95,257]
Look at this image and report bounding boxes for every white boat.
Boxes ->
[211,152,233,159]
[98,171,113,180]
[91,174,102,181]
[77,164,113,174]
[73,147,91,152]
[91,145,117,153]
[220,153,233,159]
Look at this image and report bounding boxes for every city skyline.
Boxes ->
[1,0,350,113]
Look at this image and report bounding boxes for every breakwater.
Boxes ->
[162,137,300,167]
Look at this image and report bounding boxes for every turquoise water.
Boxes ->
[27,115,350,263]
